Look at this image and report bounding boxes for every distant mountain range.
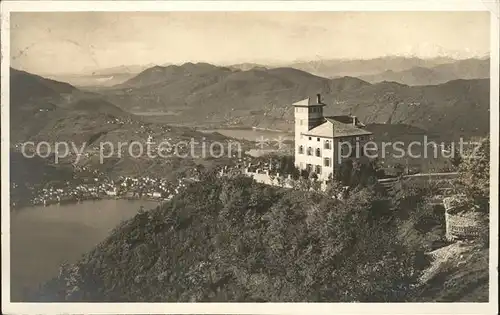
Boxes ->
[10,62,490,147]
[42,56,490,87]
[285,56,459,77]
[356,58,489,85]
[93,62,489,139]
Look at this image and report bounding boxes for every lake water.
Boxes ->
[201,128,295,157]
[133,111,180,116]
[200,128,293,142]
[10,199,160,301]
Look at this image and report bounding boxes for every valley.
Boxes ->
[9,59,490,201]
[80,61,489,141]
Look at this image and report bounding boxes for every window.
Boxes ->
[306,164,312,172]
[315,148,321,157]
[308,137,312,140]
[324,157,331,167]
[317,137,320,142]
[324,140,331,149]
[315,165,322,174]
[298,145,304,154]
[307,147,312,156]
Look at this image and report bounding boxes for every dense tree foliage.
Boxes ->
[457,137,490,213]
[335,158,380,188]
[34,174,428,302]
[251,154,300,179]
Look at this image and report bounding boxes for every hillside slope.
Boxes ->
[118,62,233,88]
[10,68,77,103]
[9,69,246,181]
[33,176,426,302]
[30,175,488,302]
[9,68,134,144]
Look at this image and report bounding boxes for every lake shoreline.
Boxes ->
[197,127,294,144]
[199,126,292,133]
[11,199,160,301]
[11,195,166,212]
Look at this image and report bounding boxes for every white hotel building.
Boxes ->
[294,94,373,181]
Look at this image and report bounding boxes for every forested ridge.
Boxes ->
[24,138,491,302]
[34,172,443,302]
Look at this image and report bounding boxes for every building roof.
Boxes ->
[292,97,326,107]
[326,115,355,124]
[303,117,372,138]
[303,121,334,137]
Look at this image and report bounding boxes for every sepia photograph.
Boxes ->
[1,1,498,314]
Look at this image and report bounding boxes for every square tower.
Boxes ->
[293,94,326,172]
[293,94,326,134]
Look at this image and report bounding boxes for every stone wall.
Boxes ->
[244,169,290,187]
[443,196,488,241]
[243,168,330,192]
[444,212,487,241]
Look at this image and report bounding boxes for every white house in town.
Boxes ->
[294,94,372,180]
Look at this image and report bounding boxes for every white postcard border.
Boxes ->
[1,1,498,314]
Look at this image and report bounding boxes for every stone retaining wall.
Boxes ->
[242,168,331,192]
[444,212,486,241]
[443,196,487,241]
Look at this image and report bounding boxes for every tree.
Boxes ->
[289,166,301,180]
[336,158,379,188]
[457,137,490,213]
[324,174,344,198]
[300,169,309,179]
[449,146,463,169]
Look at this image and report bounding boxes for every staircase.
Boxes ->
[378,177,399,195]
[377,177,400,210]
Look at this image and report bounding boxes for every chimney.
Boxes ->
[352,115,357,126]
[316,93,321,104]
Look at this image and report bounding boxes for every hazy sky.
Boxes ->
[10,11,490,75]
